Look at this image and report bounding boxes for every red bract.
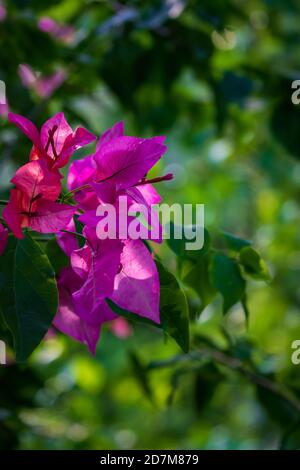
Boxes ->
[3,156,75,238]
[8,111,96,170]
[12,159,62,201]
[3,188,76,238]
[3,112,95,239]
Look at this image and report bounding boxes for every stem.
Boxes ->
[60,229,86,241]
[134,173,174,186]
[59,197,78,207]
[199,347,300,413]
[64,173,174,200]
[147,347,300,414]
[0,199,8,205]
[63,183,90,200]
[45,125,58,158]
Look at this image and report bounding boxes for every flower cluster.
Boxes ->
[3,112,94,239]
[1,112,170,353]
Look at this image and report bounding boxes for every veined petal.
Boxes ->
[53,268,101,355]
[137,184,162,205]
[56,218,78,256]
[91,180,117,204]
[126,187,162,243]
[72,239,123,323]
[11,159,62,201]
[67,154,97,190]
[2,189,29,239]
[111,239,160,324]
[55,127,96,169]
[8,112,41,150]
[71,244,91,280]
[96,121,124,151]
[29,200,76,234]
[93,136,167,190]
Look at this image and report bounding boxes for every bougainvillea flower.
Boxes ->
[72,239,123,323]
[67,154,99,210]
[110,239,160,323]
[53,228,160,352]
[56,218,79,257]
[93,135,167,192]
[3,188,76,238]
[67,122,124,209]
[53,268,102,354]
[8,112,96,170]
[68,122,168,242]
[68,122,167,205]
[38,16,76,44]
[18,64,66,99]
[28,199,77,234]
[0,223,8,256]
[96,121,124,150]
[67,122,125,196]
[68,154,97,190]
[3,189,30,239]
[78,190,163,244]
[11,159,62,201]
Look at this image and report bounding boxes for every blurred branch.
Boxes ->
[148,347,300,414]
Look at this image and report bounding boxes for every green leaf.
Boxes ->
[222,231,251,252]
[106,299,158,328]
[210,252,246,314]
[167,222,210,260]
[241,293,250,326]
[194,363,223,412]
[45,238,69,273]
[183,251,217,311]
[239,246,271,281]
[156,260,190,353]
[13,233,58,362]
[0,235,18,337]
[271,98,300,160]
[129,351,153,401]
[256,385,295,426]
[74,215,85,248]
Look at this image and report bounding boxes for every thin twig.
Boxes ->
[60,229,86,241]
[147,347,300,414]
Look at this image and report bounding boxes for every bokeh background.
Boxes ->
[1,0,300,450]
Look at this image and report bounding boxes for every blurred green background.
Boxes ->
[1,0,300,450]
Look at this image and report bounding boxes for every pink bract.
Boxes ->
[8,111,96,170]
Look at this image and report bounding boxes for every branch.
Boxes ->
[147,346,300,414]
